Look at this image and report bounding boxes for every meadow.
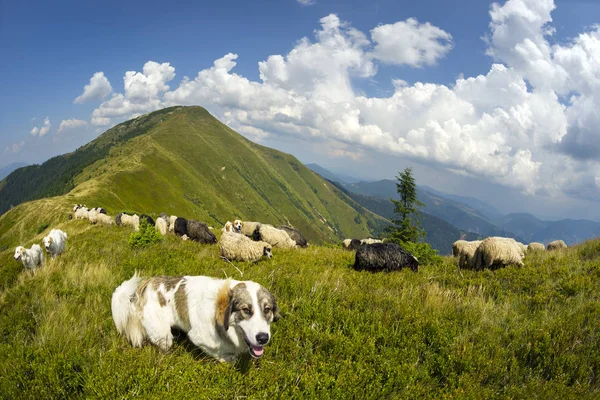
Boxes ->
[1,218,600,399]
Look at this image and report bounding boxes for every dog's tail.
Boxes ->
[111,272,146,347]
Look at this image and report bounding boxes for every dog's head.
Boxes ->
[43,236,53,252]
[233,220,242,233]
[216,281,280,359]
[14,246,25,261]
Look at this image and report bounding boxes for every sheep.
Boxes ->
[74,206,90,220]
[95,213,115,226]
[279,225,308,248]
[14,245,44,270]
[174,217,188,237]
[527,242,545,252]
[159,212,169,222]
[90,207,107,214]
[240,221,261,237]
[120,214,140,231]
[456,240,482,270]
[87,209,99,224]
[187,220,217,244]
[219,231,273,262]
[353,242,418,272]
[452,240,468,257]
[181,234,189,241]
[155,217,168,236]
[472,237,525,270]
[73,204,86,212]
[547,240,567,251]
[115,213,123,226]
[342,239,352,248]
[361,238,383,245]
[342,239,363,250]
[139,214,155,227]
[252,224,297,249]
[168,215,178,232]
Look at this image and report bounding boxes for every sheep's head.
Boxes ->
[263,246,273,259]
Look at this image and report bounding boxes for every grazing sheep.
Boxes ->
[120,214,140,231]
[14,245,44,270]
[342,239,363,251]
[181,234,189,241]
[187,220,217,244]
[219,231,273,262]
[456,240,482,270]
[73,204,86,212]
[90,207,107,214]
[240,221,261,237]
[74,206,90,220]
[95,213,115,226]
[155,217,168,236]
[87,209,99,224]
[361,238,383,245]
[168,215,178,232]
[353,242,418,272]
[547,240,567,251]
[279,225,308,248]
[527,242,545,252]
[159,212,169,222]
[174,217,188,237]
[115,213,123,225]
[342,239,352,248]
[452,240,468,257]
[139,214,155,227]
[253,224,297,249]
[473,237,525,270]
[42,229,68,258]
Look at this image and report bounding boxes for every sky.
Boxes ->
[2,0,600,221]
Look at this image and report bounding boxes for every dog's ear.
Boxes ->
[272,297,281,322]
[215,281,233,332]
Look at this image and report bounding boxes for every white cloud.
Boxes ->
[74,72,113,104]
[57,119,88,133]
[4,141,25,154]
[370,18,453,67]
[297,0,315,5]
[31,118,51,137]
[88,2,600,201]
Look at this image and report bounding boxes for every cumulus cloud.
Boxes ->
[297,0,316,5]
[74,72,113,104]
[88,1,600,201]
[4,141,25,154]
[370,18,453,67]
[31,118,51,137]
[57,119,88,133]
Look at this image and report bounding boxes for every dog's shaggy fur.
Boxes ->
[14,244,44,270]
[42,229,68,258]
[111,274,280,362]
[187,220,217,244]
[353,242,419,272]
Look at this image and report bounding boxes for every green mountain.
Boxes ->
[0,106,387,245]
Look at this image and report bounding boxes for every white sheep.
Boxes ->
[452,240,468,257]
[219,231,273,262]
[547,240,567,251]
[14,245,44,270]
[120,214,140,231]
[527,242,545,252]
[95,213,115,226]
[168,215,178,232]
[456,240,482,270]
[473,237,525,270]
[361,238,383,245]
[74,206,89,220]
[155,217,168,236]
[240,221,261,237]
[342,239,352,249]
[254,224,297,249]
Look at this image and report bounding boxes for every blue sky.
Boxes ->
[2,0,600,220]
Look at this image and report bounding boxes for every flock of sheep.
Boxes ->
[453,237,568,270]
[13,203,569,275]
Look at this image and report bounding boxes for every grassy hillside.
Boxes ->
[0,106,385,244]
[1,214,599,398]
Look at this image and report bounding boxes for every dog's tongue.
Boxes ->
[250,345,264,357]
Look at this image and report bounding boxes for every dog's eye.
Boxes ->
[264,306,271,313]
[242,307,251,315]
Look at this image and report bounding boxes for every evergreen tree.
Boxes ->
[386,167,425,243]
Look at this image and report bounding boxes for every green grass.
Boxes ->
[1,218,599,399]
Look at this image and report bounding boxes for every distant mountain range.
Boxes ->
[0,162,27,180]
[307,164,600,247]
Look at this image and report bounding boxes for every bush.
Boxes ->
[128,220,161,248]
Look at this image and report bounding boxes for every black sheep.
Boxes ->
[139,214,155,226]
[279,225,308,248]
[353,242,418,272]
[174,217,188,237]
[187,220,217,244]
[347,239,363,251]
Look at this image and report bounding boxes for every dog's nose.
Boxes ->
[256,333,269,345]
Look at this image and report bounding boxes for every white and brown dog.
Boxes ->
[111,274,280,362]
[14,244,44,270]
[42,229,68,258]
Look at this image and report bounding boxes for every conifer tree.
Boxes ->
[386,167,425,243]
